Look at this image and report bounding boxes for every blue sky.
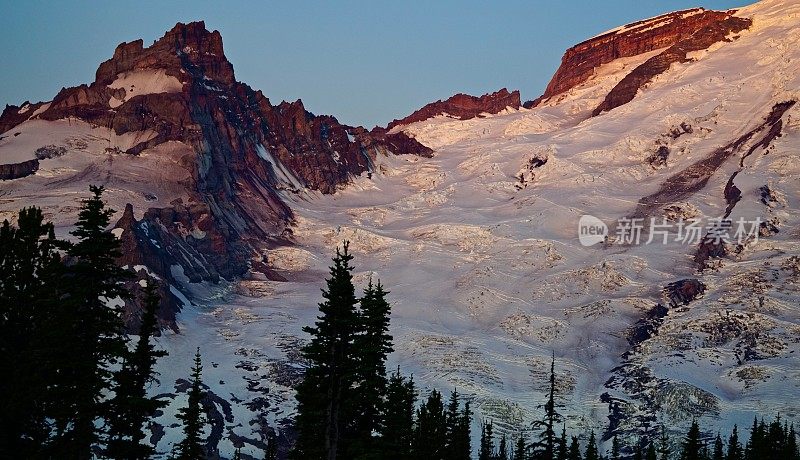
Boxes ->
[1,0,746,127]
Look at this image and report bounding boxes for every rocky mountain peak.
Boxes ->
[95,20,235,86]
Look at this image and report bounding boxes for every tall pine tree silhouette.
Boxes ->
[107,281,169,458]
[445,389,471,460]
[413,389,448,458]
[352,278,393,457]
[176,348,207,459]
[584,431,599,460]
[292,242,360,460]
[58,185,132,457]
[533,352,562,459]
[680,420,703,460]
[382,368,416,459]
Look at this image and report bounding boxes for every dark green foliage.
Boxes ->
[176,348,207,459]
[445,390,471,460]
[0,207,62,456]
[54,185,133,457]
[680,420,703,460]
[532,353,562,459]
[646,443,657,460]
[514,434,528,460]
[658,430,671,460]
[382,368,416,459]
[584,432,599,460]
[107,281,169,458]
[498,433,508,460]
[610,435,620,460]
[786,424,799,460]
[557,425,568,460]
[632,441,643,460]
[413,389,448,458]
[479,421,495,460]
[568,436,582,460]
[352,279,394,457]
[712,434,724,460]
[727,425,743,460]
[292,243,360,460]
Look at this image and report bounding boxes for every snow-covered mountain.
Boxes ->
[2,0,800,457]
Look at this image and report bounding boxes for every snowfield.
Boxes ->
[0,0,799,457]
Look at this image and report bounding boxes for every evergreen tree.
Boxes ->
[745,417,765,460]
[498,433,508,460]
[292,243,360,460]
[514,434,528,460]
[444,389,471,460]
[533,353,562,459]
[557,425,568,460]
[680,420,703,460]
[233,447,242,460]
[610,435,620,460]
[457,400,473,459]
[711,434,724,460]
[413,389,448,458]
[727,425,743,460]
[479,421,495,460]
[766,416,784,458]
[175,348,207,460]
[0,207,62,456]
[107,281,169,458]
[584,432,599,460]
[54,186,133,457]
[786,424,798,460]
[658,430,671,460]
[568,436,582,460]
[382,368,416,459]
[352,279,393,457]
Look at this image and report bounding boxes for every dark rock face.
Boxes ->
[539,9,743,103]
[0,101,47,134]
[664,279,706,306]
[386,88,521,129]
[0,159,39,180]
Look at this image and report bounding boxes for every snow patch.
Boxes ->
[108,69,183,108]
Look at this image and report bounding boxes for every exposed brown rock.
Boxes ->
[592,14,751,116]
[539,9,742,104]
[663,279,706,306]
[386,88,521,129]
[0,101,47,134]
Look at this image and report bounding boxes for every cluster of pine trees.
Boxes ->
[0,186,203,459]
[290,242,472,460]
[475,417,799,460]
